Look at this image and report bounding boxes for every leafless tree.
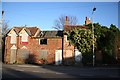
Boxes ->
[0,20,9,62]
[1,10,9,37]
[53,15,78,30]
[2,21,9,36]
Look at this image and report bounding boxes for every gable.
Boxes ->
[26,27,39,36]
[7,28,17,36]
[11,45,17,49]
[21,46,27,49]
[34,29,40,37]
[19,28,29,36]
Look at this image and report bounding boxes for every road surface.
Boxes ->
[2,64,120,80]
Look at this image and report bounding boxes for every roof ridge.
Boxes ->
[13,26,38,28]
[41,30,63,31]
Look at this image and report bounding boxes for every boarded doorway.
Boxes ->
[39,50,48,64]
[10,45,17,64]
[39,50,48,60]
[18,49,29,59]
[55,50,62,65]
[17,49,29,63]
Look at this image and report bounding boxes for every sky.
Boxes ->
[1,2,119,30]
[2,0,120,2]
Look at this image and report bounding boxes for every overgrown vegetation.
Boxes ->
[67,23,120,65]
[67,28,96,53]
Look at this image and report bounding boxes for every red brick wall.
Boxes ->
[4,35,63,64]
[5,32,74,65]
[63,35,75,65]
[17,37,63,64]
[38,38,62,64]
[4,36,18,63]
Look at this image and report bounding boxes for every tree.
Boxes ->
[109,24,119,32]
[1,20,9,62]
[67,28,96,53]
[1,10,9,37]
[85,23,120,64]
[109,24,120,63]
[2,21,9,37]
[53,15,78,30]
[66,28,96,64]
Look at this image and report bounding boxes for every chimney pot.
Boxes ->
[66,16,68,21]
[65,16,69,25]
[86,16,89,20]
[85,16,90,25]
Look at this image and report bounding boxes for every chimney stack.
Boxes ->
[65,16,69,25]
[85,16,90,25]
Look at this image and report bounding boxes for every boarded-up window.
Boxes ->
[40,50,48,59]
[21,35,28,44]
[10,36,16,44]
[18,49,29,59]
[21,35,28,42]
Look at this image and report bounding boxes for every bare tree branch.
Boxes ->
[53,15,78,30]
[2,20,9,36]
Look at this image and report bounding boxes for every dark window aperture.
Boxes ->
[40,39,47,45]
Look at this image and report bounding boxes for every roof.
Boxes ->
[8,27,39,36]
[64,25,88,32]
[26,27,38,36]
[14,27,23,34]
[37,31,63,38]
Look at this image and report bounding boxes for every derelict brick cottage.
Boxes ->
[4,27,64,64]
[4,16,91,65]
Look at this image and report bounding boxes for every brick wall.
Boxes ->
[4,27,75,65]
[63,34,74,65]
[38,38,62,64]
[4,35,63,64]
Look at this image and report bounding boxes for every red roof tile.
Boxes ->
[11,27,39,36]
[64,25,88,32]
